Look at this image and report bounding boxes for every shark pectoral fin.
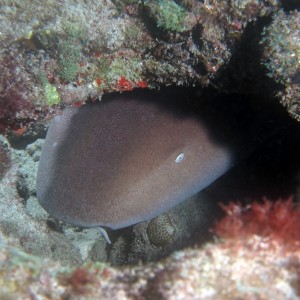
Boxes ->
[98,226,111,244]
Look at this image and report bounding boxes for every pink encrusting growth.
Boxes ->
[214,197,300,250]
[0,51,31,131]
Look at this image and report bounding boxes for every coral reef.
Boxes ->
[1,0,300,298]
[0,0,283,131]
[261,10,300,121]
[144,0,189,32]
[1,229,300,299]
[57,22,86,82]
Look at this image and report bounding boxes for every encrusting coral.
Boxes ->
[0,0,283,131]
[0,51,32,131]
[1,205,300,300]
[261,10,300,121]
[0,142,11,179]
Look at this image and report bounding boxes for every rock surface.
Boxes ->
[1,1,300,299]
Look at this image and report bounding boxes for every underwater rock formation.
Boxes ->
[0,0,284,131]
[0,139,11,179]
[261,9,300,121]
[1,1,300,298]
[1,220,300,300]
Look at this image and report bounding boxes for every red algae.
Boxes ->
[0,51,31,129]
[137,81,148,88]
[116,76,133,91]
[214,197,300,250]
[66,268,93,294]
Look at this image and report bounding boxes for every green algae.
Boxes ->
[146,0,187,32]
[58,22,86,82]
[39,74,61,106]
[44,82,61,106]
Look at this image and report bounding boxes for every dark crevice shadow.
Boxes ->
[205,119,300,203]
[190,119,300,249]
[281,0,300,11]
[215,16,280,97]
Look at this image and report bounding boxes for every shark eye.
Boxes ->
[175,152,185,163]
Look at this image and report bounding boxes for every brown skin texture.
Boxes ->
[36,91,232,229]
